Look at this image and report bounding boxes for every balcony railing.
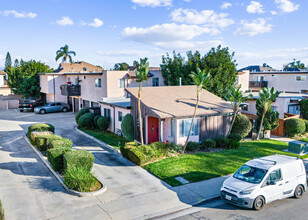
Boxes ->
[249,81,268,88]
[60,84,81,96]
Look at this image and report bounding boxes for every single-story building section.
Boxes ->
[125,85,234,145]
[99,97,131,135]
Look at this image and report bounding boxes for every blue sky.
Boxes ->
[0,0,307,70]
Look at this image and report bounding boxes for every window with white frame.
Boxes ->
[296,76,306,81]
[179,118,199,137]
[118,79,125,88]
[95,78,102,87]
[104,108,111,118]
[118,111,123,121]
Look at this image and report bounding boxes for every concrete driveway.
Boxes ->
[0,110,205,220]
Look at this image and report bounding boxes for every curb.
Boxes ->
[75,127,121,154]
[23,135,107,197]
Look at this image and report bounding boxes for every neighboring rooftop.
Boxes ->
[127,66,161,72]
[249,92,308,99]
[54,61,104,74]
[238,65,278,73]
[0,70,7,75]
[99,97,131,109]
[125,85,233,119]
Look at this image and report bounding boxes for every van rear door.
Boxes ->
[281,163,301,196]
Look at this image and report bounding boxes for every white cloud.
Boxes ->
[122,23,214,45]
[234,18,272,36]
[275,0,299,13]
[154,40,223,50]
[221,2,232,9]
[56,16,74,26]
[132,0,172,7]
[271,11,277,15]
[2,10,37,18]
[171,8,234,28]
[246,1,265,14]
[82,18,103,27]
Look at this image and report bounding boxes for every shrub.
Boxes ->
[227,139,240,149]
[186,141,200,152]
[304,120,308,133]
[166,142,183,153]
[215,136,228,148]
[120,142,138,159]
[28,123,54,136]
[78,113,95,129]
[300,99,308,120]
[64,166,98,192]
[200,139,216,150]
[75,108,90,124]
[228,134,242,142]
[0,199,3,220]
[30,131,53,143]
[50,139,73,149]
[231,114,252,138]
[121,114,134,141]
[94,115,102,128]
[285,118,306,136]
[63,150,95,172]
[97,116,110,132]
[46,147,71,171]
[34,134,63,151]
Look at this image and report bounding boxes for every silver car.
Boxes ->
[34,102,70,114]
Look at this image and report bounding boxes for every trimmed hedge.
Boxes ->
[94,115,102,128]
[121,114,134,141]
[228,134,242,142]
[30,131,53,143]
[78,113,95,129]
[0,199,3,220]
[64,150,95,172]
[305,120,308,133]
[50,139,73,149]
[28,123,55,136]
[97,116,110,132]
[64,166,98,192]
[231,114,252,138]
[300,99,308,120]
[75,108,90,124]
[47,147,71,171]
[285,118,306,136]
[35,134,63,151]
[186,141,200,152]
[120,142,174,165]
[201,139,216,150]
[215,136,228,148]
[227,139,240,149]
[166,142,183,153]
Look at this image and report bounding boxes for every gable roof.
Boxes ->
[54,61,103,73]
[238,65,278,72]
[125,85,233,119]
[0,70,6,75]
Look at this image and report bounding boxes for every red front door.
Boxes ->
[147,117,159,144]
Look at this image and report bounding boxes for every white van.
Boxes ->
[220,154,307,210]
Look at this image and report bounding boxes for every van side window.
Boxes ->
[265,169,282,186]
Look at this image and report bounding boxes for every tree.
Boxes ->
[55,45,76,63]
[4,52,12,71]
[225,86,252,137]
[182,67,210,153]
[135,57,149,145]
[263,63,271,68]
[300,99,308,119]
[284,59,306,70]
[256,87,281,140]
[114,62,129,70]
[160,45,238,98]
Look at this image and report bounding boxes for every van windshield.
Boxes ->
[233,165,267,184]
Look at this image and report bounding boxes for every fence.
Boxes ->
[0,94,22,110]
[271,113,300,137]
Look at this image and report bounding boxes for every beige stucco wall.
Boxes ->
[0,87,12,96]
[237,70,250,92]
[105,71,128,98]
[128,71,165,88]
[40,74,67,102]
[249,73,308,93]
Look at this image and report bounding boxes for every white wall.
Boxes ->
[237,70,249,92]
[0,75,4,87]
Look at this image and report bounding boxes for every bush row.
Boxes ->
[75,108,110,132]
[28,123,97,192]
[285,118,308,137]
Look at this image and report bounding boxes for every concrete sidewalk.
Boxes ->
[271,135,297,143]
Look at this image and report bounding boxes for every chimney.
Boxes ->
[179,77,182,86]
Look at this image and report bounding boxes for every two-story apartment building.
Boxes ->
[0,70,12,95]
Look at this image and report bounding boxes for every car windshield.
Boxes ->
[233,165,267,184]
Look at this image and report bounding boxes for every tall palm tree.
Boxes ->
[182,68,210,153]
[225,86,252,137]
[55,45,76,63]
[256,87,280,140]
[135,58,149,145]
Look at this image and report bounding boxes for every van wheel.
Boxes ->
[40,109,46,114]
[294,185,304,198]
[253,196,264,211]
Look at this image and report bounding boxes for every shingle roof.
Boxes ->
[126,85,233,119]
[0,70,7,75]
[238,65,278,72]
[54,61,103,73]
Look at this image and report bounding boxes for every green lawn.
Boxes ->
[80,128,127,149]
[299,138,308,143]
[143,140,308,187]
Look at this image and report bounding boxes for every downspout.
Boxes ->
[113,106,116,133]
[53,75,56,102]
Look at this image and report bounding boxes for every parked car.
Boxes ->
[220,155,307,210]
[18,98,44,112]
[34,102,70,114]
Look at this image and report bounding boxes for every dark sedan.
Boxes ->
[34,102,70,114]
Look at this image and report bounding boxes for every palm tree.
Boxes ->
[225,86,252,137]
[182,68,210,153]
[55,45,76,63]
[256,87,280,140]
[135,58,149,145]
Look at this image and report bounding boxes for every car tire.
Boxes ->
[40,109,46,114]
[294,185,304,199]
[20,110,24,112]
[62,107,68,112]
[253,196,264,211]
